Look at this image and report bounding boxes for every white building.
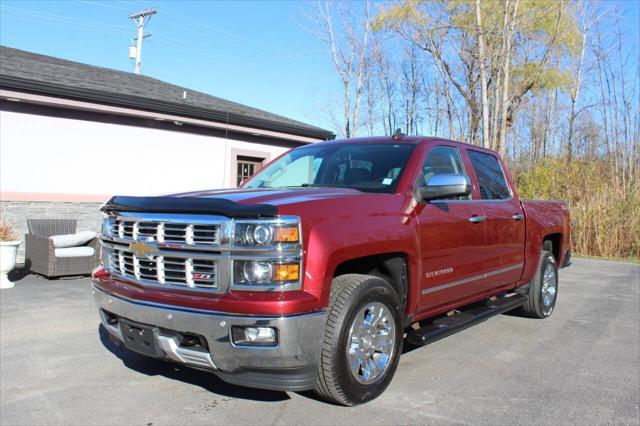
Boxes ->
[0,46,333,261]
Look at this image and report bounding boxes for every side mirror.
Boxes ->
[417,174,471,202]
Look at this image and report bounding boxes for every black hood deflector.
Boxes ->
[101,196,278,218]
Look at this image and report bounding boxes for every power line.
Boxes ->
[158,6,321,61]
[77,0,132,11]
[160,5,266,50]
[0,10,129,37]
[0,4,130,32]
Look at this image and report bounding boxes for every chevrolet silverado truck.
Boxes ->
[93,135,571,406]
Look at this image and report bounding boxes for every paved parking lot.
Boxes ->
[1,258,638,425]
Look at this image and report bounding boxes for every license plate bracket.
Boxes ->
[119,319,163,358]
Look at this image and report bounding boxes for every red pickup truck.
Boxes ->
[93,136,571,405]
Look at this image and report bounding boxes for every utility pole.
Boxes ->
[128,8,157,75]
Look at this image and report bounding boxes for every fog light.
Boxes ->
[231,326,278,347]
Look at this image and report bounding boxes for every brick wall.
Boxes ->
[0,201,102,263]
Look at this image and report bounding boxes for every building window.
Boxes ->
[236,155,264,186]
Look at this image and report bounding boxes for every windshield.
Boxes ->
[243,143,416,193]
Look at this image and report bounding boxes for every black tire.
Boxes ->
[518,250,558,318]
[314,274,403,406]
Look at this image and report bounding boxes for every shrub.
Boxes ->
[513,158,639,261]
[0,220,18,242]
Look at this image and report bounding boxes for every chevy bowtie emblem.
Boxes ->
[130,240,155,259]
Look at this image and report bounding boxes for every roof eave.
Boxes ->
[0,75,336,141]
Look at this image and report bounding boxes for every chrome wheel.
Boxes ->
[541,262,557,314]
[346,302,396,384]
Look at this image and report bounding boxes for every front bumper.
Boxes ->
[93,285,327,391]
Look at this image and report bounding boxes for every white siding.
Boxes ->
[0,110,289,196]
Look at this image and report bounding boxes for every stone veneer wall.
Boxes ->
[0,201,102,263]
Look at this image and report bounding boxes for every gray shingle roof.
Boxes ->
[0,45,334,140]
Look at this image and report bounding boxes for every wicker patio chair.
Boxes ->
[25,219,100,278]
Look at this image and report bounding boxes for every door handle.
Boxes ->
[512,213,524,221]
[468,215,485,223]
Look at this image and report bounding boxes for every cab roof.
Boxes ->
[314,135,433,145]
[310,135,501,156]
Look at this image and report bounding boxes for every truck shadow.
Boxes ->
[98,325,290,402]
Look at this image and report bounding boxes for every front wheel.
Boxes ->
[314,274,403,406]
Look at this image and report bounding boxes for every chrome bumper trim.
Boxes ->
[93,285,327,375]
[157,335,217,370]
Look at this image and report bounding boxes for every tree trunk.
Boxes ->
[567,12,588,162]
[475,0,490,148]
[497,0,520,157]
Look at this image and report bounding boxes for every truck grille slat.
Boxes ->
[101,213,302,293]
[107,218,220,246]
[107,248,218,289]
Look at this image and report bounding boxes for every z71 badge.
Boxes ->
[192,273,212,280]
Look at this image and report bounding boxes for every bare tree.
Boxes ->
[400,45,423,135]
[303,1,376,137]
[475,0,490,148]
[496,0,520,156]
[567,0,600,161]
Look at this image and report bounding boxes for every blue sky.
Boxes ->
[0,0,336,130]
[1,0,639,134]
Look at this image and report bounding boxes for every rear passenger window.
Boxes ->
[467,150,511,200]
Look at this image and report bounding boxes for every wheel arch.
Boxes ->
[543,233,562,262]
[333,252,409,313]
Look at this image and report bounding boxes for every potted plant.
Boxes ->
[0,220,21,289]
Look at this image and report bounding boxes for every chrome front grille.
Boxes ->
[100,213,302,293]
[108,248,217,288]
[109,218,220,245]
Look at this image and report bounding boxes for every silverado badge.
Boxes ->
[129,240,156,259]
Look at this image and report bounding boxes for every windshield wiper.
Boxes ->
[281,184,328,188]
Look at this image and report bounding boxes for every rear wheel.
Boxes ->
[518,250,558,318]
[314,274,403,406]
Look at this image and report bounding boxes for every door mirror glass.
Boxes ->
[417,174,471,202]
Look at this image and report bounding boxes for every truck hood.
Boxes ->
[171,187,365,206]
[102,187,367,218]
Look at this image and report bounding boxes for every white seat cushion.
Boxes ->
[54,246,95,258]
[50,231,97,248]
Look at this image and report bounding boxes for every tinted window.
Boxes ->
[244,143,415,193]
[418,146,469,200]
[420,146,467,183]
[467,150,511,200]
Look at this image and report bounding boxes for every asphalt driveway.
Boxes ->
[1,258,638,425]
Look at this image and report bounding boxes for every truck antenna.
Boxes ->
[392,128,405,140]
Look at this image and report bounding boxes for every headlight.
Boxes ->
[248,224,272,245]
[233,260,300,286]
[233,219,300,247]
[242,260,273,283]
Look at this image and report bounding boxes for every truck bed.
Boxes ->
[519,199,572,281]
